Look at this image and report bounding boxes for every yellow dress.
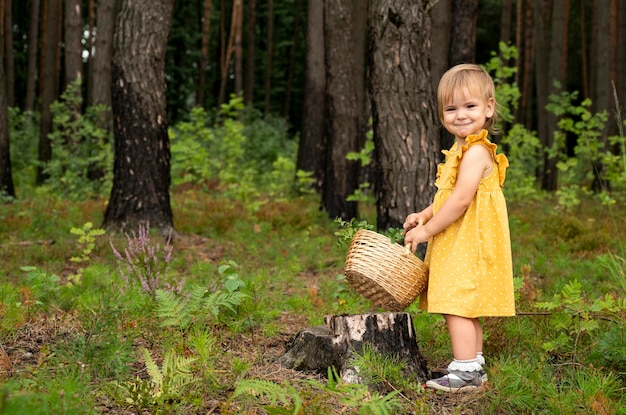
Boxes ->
[419,130,515,317]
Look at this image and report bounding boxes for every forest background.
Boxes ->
[0,0,626,414]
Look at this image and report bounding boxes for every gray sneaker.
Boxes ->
[425,369,483,392]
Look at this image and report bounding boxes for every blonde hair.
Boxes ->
[437,64,498,133]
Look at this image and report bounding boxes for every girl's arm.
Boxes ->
[405,145,492,251]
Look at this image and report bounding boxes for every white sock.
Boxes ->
[476,352,485,366]
[446,358,482,378]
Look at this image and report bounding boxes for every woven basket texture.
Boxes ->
[344,229,429,311]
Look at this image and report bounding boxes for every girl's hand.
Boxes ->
[403,212,428,231]
[404,224,429,253]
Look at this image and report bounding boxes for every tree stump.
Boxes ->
[278,313,430,384]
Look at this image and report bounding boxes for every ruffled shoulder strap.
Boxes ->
[439,129,509,188]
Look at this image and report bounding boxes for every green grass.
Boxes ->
[0,189,625,414]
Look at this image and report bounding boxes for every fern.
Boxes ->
[155,289,192,330]
[155,284,248,331]
[141,347,197,401]
[232,379,303,415]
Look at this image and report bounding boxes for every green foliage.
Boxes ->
[348,344,424,396]
[169,97,299,207]
[108,347,197,412]
[7,108,39,188]
[333,217,375,249]
[535,280,626,365]
[346,121,375,204]
[483,41,520,126]
[67,222,106,285]
[230,366,403,415]
[155,261,248,331]
[42,79,113,200]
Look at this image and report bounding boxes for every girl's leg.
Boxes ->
[426,314,484,391]
[444,314,477,360]
[473,318,483,354]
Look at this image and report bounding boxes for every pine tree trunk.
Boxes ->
[25,0,40,111]
[368,0,439,234]
[263,0,274,115]
[103,0,175,234]
[0,0,15,198]
[197,0,212,107]
[37,0,62,184]
[243,0,256,105]
[323,0,359,220]
[297,0,325,192]
[448,0,478,65]
[64,0,83,85]
[3,0,14,107]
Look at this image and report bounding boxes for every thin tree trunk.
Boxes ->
[263,0,274,115]
[64,0,82,86]
[617,0,626,126]
[544,0,569,192]
[37,0,62,184]
[297,0,325,192]
[368,0,439,233]
[3,0,14,107]
[282,0,302,118]
[218,0,240,104]
[580,0,589,99]
[90,0,116,124]
[233,0,242,96]
[0,0,15,198]
[591,0,611,192]
[196,0,212,107]
[104,0,175,233]
[85,0,95,105]
[323,0,359,220]
[244,0,256,105]
[448,0,478,65]
[500,0,513,69]
[430,0,454,153]
[25,0,40,111]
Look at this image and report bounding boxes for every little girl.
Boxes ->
[403,64,515,392]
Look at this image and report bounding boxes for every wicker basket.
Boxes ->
[344,229,429,311]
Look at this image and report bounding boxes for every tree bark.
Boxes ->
[278,313,430,384]
[618,0,626,128]
[429,0,455,153]
[544,0,570,192]
[0,0,15,198]
[323,0,359,220]
[37,0,62,184]
[64,0,83,86]
[233,0,243,96]
[243,0,256,105]
[263,0,274,115]
[448,0,478,65]
[89,0,117,132]
[281,0,302,118]
[590,0,611,192]
[368,0,439,233]
[3,0,13,107]
[25,0,40,111]
[534,0,552,190]
[197,0,212,107]
[297,0,325,193]
[103,0,175,234]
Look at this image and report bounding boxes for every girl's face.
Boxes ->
[441,88,494,141]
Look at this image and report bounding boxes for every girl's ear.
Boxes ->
[485,97,495,118]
